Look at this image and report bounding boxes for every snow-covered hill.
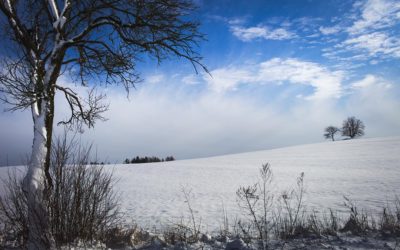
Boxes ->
[1,137,399,232]
[109,136,400,231]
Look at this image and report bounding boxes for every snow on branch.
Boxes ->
[46,0,60,21]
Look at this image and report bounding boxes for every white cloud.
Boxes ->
[319,25,341,35]
[319,0,400,62]
[345,75,400,136]
[60,75,400,161]
[343,32,400,58]
[348,0,400,35]
[259,58,344,99]
[2,73,398,165]
[182,74,201,85]
[146,74,165,84]
[227,17,246,25]
[211,16,294,41]
[231,25,294,41]
[205,58,344,99]
[204,67,254,92]
[351,74,392,89]
[352,74,377,88]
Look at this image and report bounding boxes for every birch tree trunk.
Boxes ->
[23,100,55,249]
[23,56,58,248]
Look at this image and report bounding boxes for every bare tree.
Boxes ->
[324,126,340,141]
[0,0,206,248]
[341,116,365,139]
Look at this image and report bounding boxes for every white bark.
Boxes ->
[26,104,47,193]
[23,102,54,249]
[24,54,58,248]
[46,0,60,21]
[22,3,63,244]
[4,0,24,37]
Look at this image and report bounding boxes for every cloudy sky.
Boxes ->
[1,0,400,165]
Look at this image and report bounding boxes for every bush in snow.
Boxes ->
[236,163,274,249]
[0,134,120,248]
[379,197,400,236]
[273,172,308,240]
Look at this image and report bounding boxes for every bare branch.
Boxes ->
[55,85,108,130]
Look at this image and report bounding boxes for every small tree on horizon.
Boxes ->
[324,126,340,141]
[341,116,365,139]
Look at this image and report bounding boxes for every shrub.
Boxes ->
[378,197,400,236]
[235,164,315,245]
[273,172,308,239]
[236,163,274,249]
[340,197,371,235]
[0,169,28,247]
[0,134,120,248]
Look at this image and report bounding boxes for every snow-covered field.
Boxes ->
[1,136,399,233]
[110,136,400,231]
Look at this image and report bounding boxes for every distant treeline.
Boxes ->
[123,156,175,164]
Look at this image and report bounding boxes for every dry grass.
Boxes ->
[0,134,121,248]
[1,159,399,249]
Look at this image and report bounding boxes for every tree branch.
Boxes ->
[55,84,108,129]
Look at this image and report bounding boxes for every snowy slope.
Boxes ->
[1,137,399,232]
[110,136,400,231]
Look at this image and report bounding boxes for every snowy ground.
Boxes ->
[108,136,400,232]
[1,136,399,233]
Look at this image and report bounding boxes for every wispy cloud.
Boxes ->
[351,74,392,89]
[319,25,341,35]
[205,58,344,99]
[321,0,400,62]
[205,67,254,92]
[182,74,202,85]
[208,15,295,41]
[343,31,400,58]
[230,25,294,41]
[347,0,400,35]
[146,74,165,84]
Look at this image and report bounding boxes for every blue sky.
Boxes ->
[1,0,400,165]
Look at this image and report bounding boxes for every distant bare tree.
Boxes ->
[324,126,340,141]
[342,117,365,139]
[0,0,206,248]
